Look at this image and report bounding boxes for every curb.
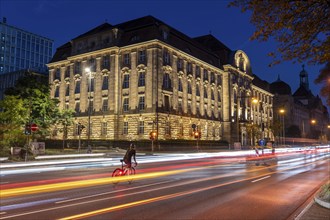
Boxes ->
[314,197,330,209]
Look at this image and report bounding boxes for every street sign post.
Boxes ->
[30,123,38,132]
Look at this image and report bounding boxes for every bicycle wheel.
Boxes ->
[126,167,135,184]
[112,168,123,184]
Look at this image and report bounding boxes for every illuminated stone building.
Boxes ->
[47,16,273,145]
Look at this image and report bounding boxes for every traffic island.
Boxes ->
[315,182,330,209]
[245,154,278,166]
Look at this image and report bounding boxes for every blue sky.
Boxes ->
[1,0,326,105]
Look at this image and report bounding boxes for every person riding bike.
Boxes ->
[123,143,137,168]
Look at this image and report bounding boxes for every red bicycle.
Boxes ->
[111,159,136,184]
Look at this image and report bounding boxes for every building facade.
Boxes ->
[0,17,53,75]
[270,66,329,142]
[47,16,273,145]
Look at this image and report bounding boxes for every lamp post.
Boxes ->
[311,119,316,139]
[279,108,285,146]
[85,67,92,148]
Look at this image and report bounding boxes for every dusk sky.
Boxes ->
[1,0,326,106]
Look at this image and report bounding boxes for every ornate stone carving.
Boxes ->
[74,74,81,81]
[137,64,147,72]
[177,71,184,78]
[64,77,70,84]
[121,67,131,75]
[162,65,172,73]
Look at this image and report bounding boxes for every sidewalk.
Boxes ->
[297,201,330,220]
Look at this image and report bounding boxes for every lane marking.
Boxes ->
[56,180,173,204]
[1,158,328,220]
[251,175,271,183]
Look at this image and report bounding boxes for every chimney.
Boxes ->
[3,17,7,24]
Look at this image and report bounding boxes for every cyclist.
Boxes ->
[123,143,137,168]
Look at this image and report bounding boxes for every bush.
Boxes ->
[317,182,330,202]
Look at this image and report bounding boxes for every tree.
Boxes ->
[229,0,330,106]
[246,123,261,146]
[55,109,75,150]
[5,73,61,138]
[0,96,29,155]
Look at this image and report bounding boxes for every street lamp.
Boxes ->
[85,67,92,148]
[279,108,285,146]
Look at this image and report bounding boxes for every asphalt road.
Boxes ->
[0,150,329,220]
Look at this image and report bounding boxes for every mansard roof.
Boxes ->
[50,15,224,68]
[193,34,231,65]
[72,23,113,41]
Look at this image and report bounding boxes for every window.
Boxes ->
[217,75,222,86]
[65,67,70,78]
[210,72,215,84]
[187,63,192,73]
[55,68,60,80]
[178,79,183,92]
[90,78,95,92]
[101,122,107,136]
[196,67,201,78]
[211,90,215,100]
[204,87,208,99]
[196,86,200,96]
[138,50,146,63]
[88,100,94,112]
[102,99,108,112]
[203,69,208,81]
[124,53,130,66]
[177,59,183,70]
[102,55,110,69]
[178,100,182,112]
[75,81,80,94]
[123,122,128,135]
[74,62,81,74]
[65,85,70,96]
[123,74,130,88]
[54,86,60,97]
[138,121,144,134]
[163,73,171,90]
[75,101,80,113]
[102,76,108,90]
[163,50,170,65]
[138,72,145,87]
[138,96,145,111]
[187,82,192,94]
[188,102,192,113]
[218,91,221,102]
[165,121,170,135]
[89,58,96,72]
[123,98,129,112]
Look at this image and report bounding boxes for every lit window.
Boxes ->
[138,121,144,134]
[138,72,145,87]
[123,74,130,88]
[123,98,129,112]
[138,96,145,110]
[123,122,128,135]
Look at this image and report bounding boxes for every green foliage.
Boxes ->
[318,182,330,202]
[229,0,330,106]
[5,74,61,138]
[0,96,29,155]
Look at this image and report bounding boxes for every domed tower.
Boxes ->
[299,64,309,91]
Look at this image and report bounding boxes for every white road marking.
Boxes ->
[251,175,271,183]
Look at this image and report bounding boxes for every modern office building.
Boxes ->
[47,15,273,145]
[0,17,53,74]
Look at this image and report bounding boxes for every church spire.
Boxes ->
[299,64,309,90]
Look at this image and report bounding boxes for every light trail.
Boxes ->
[0,158,328,220]
[58,159,329,220]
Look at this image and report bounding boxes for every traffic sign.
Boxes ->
[31,123,38,132]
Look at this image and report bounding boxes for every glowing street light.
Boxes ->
[279,108,285,145]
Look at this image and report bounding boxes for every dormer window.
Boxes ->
[162,30,168,40]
